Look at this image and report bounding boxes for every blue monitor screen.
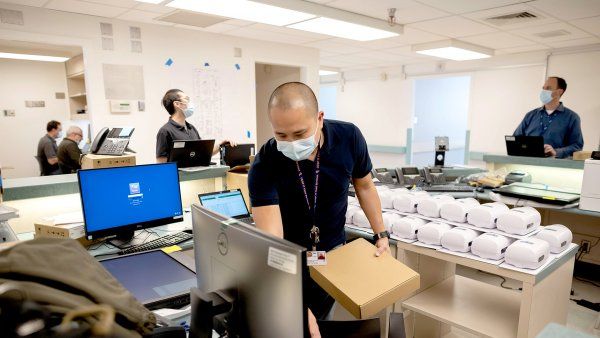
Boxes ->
[79,163,183,237]
[200,191,248,218]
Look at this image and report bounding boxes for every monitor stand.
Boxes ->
[107,230,135,249]
[190,287,237,338]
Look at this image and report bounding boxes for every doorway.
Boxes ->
[255,63,301,148]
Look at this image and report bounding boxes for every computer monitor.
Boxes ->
[169,139,215,168]
[191,204,307,338]
[198,189,251,220]
[221,143,255,167]
[78,163,184,240]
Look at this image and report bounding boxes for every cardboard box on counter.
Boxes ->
[309,238,420,319]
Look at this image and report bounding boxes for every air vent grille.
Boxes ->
[484,11,541,26]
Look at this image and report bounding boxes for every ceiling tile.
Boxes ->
[409,15,497,37]
[80,0,138,8]
[45,0,129,17]
[528,0,600,20]
[226,27,319,45]
[224,19,255,27]
[463,4,560,30]
[571,16,600,36]
[0,0,48,6]
[416,0,525,14]
[322,53,373,64]
[117,9,173,25]
[461,31,536,49]
[351,50,407,62]
[203,22,240,34]
[545,36,600,48]
[326,0,450,24]
[319,50,338,57]
[319,57,359,68]
[495,44,549,55]
[133,2,175,14]
[303,39,369,54]
[509,22,592,42]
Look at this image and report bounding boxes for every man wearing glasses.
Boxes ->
[57,126,84,174]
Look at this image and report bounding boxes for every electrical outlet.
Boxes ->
[581,240,591,253]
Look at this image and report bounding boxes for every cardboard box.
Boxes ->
[81,153,136,170]
[309,238,420,319]
[34,216,96,246]
[573,151,593,161]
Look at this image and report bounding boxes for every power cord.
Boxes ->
[476,270,522,291]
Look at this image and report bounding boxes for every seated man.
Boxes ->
[57,126,83,174]
[513,76,583,158]
[36,120,62,175]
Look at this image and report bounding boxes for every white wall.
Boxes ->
[0,59,69,178]
[255,63,301,148]
[0,3,319,177]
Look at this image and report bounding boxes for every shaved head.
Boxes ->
[268,82,318,117]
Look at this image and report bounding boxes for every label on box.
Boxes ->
[307,251,327,266]
[267,247,297,274]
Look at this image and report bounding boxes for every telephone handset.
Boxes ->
[395,167,425,186]
[424,167,446,185]
[371,168,396,184]
[90,127,134,156]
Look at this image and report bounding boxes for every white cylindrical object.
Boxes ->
[352,210,370,229]
[391,216,428,240]
[417,194,455,218]
[440,227,481,252]
[496,207,541,235]
[345,205,361,224]
[378,190,395,210]
[440,198,480,223]
[392,191,429,213]
[505,238,550,269]
[382,212,402,232]
[471,233,513,260]
[467,202,509,229]
[534,224,573,254]
[417,221,453,245]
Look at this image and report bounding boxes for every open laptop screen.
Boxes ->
[199,190,249,218]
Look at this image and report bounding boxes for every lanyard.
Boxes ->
[296,146,321,250]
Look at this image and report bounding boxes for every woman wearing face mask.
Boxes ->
[156,89,232,163]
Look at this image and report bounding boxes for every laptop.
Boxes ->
[222,143,255,167]
[198,189,254,224]
[169,139,215,168]
[493,183,580,206]
[505,135,545,157]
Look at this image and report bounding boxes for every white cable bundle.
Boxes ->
[382,212,403,232]
[417,221,453,245]
[417,194,455,218]
[496,207,541,235]
[440,198,480,223]
[392,191,429,213]
[391,216,428,240]
[467,202,509,229]
[352,210,370,229]
[345,205,361,224]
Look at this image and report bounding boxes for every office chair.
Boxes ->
[318,312,406,338]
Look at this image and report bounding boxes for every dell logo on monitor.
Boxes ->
[190,151,196,157]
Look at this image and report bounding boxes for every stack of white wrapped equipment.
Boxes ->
[534,224,573,253]
[417,194,455,218]
[440,198,480,223]
[467,202,509,229]
[392,191,429,213]
[440,227,481,252]
[391,216,428,240]
[471,233,513,260]
[417,221,453,245]
[505,238,550,269]
[346,205,361,224]
[496,207,541,235]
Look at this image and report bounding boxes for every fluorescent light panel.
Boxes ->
[0,52,69,62]
[288,17,398,41]
[319,70,338,76]
[167,0,315,26]
[413,40,493,61]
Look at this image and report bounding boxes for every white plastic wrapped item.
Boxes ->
[471,233,513,260]
[346,205,361,224]
[382,213,403,232]
[417,222,453,245]
[391,187,409,194]
[348,196,359,206]
[391,216,428,240]
[440,198,480,223]
[534,224,573,254]
[496,207,541,235]
[440,227,481,252]
[505,238,550,269]
[378,190,396,210]
[375,185,390,192]
[352,210,370,229]
[392,191,429,213]
[467,202,509,229]
[417,194,455,218]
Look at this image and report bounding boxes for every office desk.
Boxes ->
[345,227,577,338]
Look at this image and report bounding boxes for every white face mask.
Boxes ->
[276,122,319,161]
[540,89,553,105]
[56,131,63,139]
[183,102,195,118]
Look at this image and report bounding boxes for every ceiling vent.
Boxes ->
[484,11,541,26]
[534,29,572,38]
[0,8,24,25]
[156,10,228,28]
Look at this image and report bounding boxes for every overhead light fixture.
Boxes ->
[0,52,69,62]
[413,40,493,61]
[288,17,399,41]
[319,70,338,76]
[167,0,315,26]
[135,0,164,4]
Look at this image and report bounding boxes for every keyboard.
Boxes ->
[422,185,475,192]
[120,231,193,255]
[238,217,254,224]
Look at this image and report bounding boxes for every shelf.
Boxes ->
[67,71,84,80]
[482,154,584,170]
[402,275,521,338]
[69,93,86,99]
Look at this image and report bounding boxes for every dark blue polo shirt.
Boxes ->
[249,119,373,251]
[513,103,583,158]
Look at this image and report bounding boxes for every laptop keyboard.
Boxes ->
[238,217,254,224]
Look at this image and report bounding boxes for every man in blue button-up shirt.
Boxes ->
[514,76,583,158]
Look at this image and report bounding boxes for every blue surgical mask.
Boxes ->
[276,124,319,161]
[540,90,553,105]
[56,131,63,139]
[184,102,195,118]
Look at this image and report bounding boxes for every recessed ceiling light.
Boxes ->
[319,70,338,76]
[288,17,398,41]
[0,52,69,62]
[413,40,493,61]
[135,0,164,4]
[167,0,315,26]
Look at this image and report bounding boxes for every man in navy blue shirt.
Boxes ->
[249,82,389,337]
[514,76,583,158]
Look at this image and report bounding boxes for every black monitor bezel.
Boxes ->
[77,162,184,240]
